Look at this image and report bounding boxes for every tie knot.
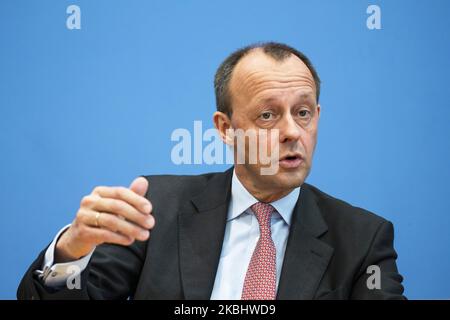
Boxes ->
[250,202,275,231]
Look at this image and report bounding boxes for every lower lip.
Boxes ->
[279,158,303,169]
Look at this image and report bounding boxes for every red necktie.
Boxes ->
[241,202,276,300]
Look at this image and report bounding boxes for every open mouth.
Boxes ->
[279,154,303,169]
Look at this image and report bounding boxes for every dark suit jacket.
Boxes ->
[17,167,405,300]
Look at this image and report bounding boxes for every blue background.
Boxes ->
[1,0,449,299]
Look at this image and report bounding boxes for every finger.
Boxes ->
[92,186,152,214]
[92,198,154,229]
[129,176,149,197]
[78,209,150,241]
[81,225,136,246]
[95,212,150,241]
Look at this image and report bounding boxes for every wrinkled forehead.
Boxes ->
[229,49,316,107]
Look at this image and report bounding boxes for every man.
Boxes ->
[17,42,405,300]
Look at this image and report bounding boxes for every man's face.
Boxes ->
[227,49,320,194]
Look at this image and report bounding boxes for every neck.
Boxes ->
[234,168,294,203]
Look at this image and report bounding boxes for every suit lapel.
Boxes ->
[178,168,233,299]
[277,184,334,300]
[178,170,333,300]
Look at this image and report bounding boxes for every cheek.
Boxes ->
[231,111,253,129]
[303,131,318,157]
[259,130,280,156]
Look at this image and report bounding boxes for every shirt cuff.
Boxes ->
[34,224,95,288]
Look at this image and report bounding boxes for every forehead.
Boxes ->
[229,49,316,106]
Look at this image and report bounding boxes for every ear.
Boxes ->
[317,104,321,119]
[213,111,234,146]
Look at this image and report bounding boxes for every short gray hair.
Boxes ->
[214,42,321,117]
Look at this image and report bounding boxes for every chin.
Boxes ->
[269,170,306,190]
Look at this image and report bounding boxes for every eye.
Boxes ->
[260,111,274,120]
[298,109,311,118]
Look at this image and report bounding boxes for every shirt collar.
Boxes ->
[228,169,300,226]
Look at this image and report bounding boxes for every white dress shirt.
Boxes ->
[210,170,300,299]
[40,170,300,299]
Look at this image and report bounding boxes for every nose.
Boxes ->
[278,113,302,143]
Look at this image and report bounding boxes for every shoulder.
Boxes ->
[141,170,227,203]
[302,183,392,235]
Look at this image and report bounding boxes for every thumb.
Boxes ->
[129,176,149,197]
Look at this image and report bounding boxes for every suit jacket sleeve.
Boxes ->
[17,241,146,300]
[350,220,406,299]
